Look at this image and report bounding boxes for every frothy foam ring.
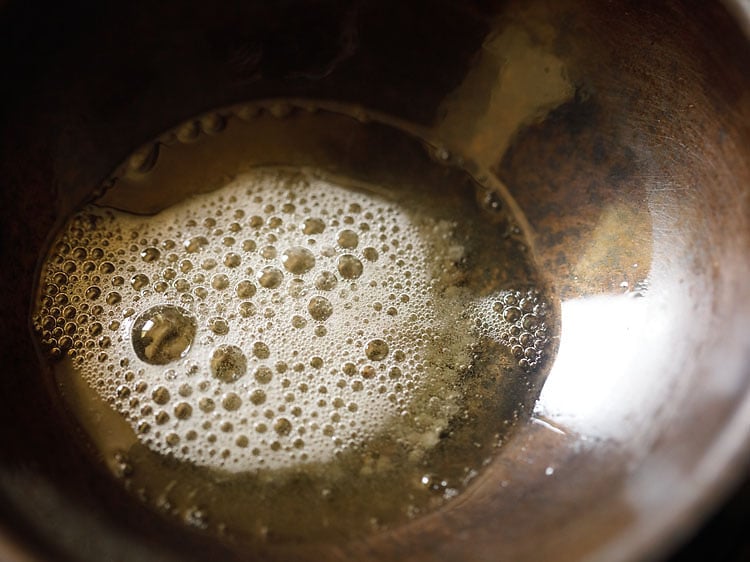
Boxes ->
[34,168,489,472]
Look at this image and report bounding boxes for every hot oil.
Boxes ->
[31,102,557,543]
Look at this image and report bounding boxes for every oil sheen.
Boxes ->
[32,102,555,543]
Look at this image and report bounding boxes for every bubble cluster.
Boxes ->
[475,289,549,372]
[36,168,520,472]
[34,167,551,474]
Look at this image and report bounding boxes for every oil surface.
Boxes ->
[32,102,556,543]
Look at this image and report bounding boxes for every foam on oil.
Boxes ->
[32,103,554,542]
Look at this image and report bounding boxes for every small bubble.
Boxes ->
[151,386,170,405]
[363,247,379,261]
[274,418,292,436]
[521,296,535,313]
[250,389,267,405]
[260,245,277,260]
[253,342,270,360]
[208,317,229,335]
[199,398,216,413]
[60,335,74,351]
[184,236,209,253]
[85,286,102,300]
[211,274,230,290]
[222,392,242,411]
[502,306,521,323]
[224,253,241,268]
[106,292,121,305]
[522,314,539,331]
[130,274,149,291]
[302,218,325,235]
[281,246,315,275]
[140,247,161,262]
[258,267,283,289]
[286,278,306,298]
[314,271,338,291]
[209,346,248,385]
[254,366,273,384]
[420,474,450,494]
[337,230,359,249]
[308,296,333,321]
[236,280,257,299]
[239,302,257,318]
[337,255,363,279]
